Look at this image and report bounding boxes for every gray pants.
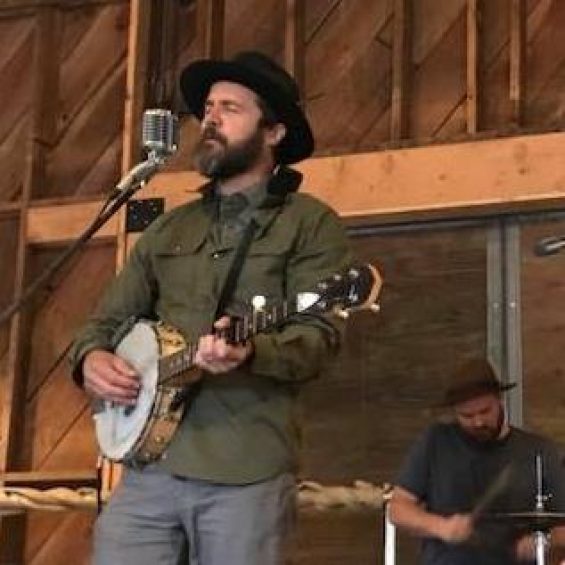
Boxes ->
[93,465,296,565]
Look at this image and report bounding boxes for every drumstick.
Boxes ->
[471,464,513,520]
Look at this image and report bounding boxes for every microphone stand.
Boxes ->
[0,154,162,328]
[533,453,550,565]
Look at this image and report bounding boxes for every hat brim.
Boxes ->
[180,60,314,165]
[439,381,517,407]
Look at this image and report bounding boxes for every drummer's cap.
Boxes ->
[441,358,516,407]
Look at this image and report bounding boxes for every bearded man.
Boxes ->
[389,358,565,565]
[69,51,353,565]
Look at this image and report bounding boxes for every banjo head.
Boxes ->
[94,321,160,461]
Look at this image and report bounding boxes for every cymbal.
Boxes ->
[480,511,565,531]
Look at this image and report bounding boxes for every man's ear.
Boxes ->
[266,123,286,147]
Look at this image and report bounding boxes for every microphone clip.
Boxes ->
[109,155,161,199]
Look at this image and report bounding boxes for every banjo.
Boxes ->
[94,264,382,465]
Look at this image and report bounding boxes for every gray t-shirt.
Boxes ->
[396,422,565,565]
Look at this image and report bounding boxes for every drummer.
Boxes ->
[389,358,565,564]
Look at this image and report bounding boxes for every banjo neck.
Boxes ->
[157,298,298,384]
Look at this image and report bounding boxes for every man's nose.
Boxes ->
[472,416,484,428]
[203,106,221,126]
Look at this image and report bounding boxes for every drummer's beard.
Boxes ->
[465,408,505,444]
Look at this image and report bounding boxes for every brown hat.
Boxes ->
[442,358,516,406]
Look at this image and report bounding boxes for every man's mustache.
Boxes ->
[201,126,227,145]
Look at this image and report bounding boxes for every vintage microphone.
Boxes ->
[0,109,179,326]
[113,109,179,194]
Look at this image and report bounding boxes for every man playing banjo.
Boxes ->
[69,51,362,565]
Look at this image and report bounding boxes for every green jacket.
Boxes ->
[69,167,352,484]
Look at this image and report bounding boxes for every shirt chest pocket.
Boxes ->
[237,241,292,303]
[152,245,215,308]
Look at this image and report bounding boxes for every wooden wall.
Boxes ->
[0,0,565,563]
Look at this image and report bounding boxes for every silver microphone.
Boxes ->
[142,108,179,160]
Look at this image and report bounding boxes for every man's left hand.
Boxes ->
[195,316,254,374]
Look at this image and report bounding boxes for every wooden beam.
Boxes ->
[510,0,526,127]
[122,0,153,174]
[0,0,123,6]
[147,0,183,108]
[296,133,565,220]
[116,0,154,275]
[26,201,119,244]
[284,0,306,95]
[466,0,480,134]
[29,6,60,198]
[0,0,124,18]
[0,203,21,220]
[196,0,225,59]
[0,470,98,489]
[391,0,411,141]
[22,132,565,242]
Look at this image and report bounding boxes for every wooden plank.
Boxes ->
[305,1,392,152]
[122,0,152,176]
[117,0,152,280]
[0,470,97,488]
[0,116,30,204]
[0,203,21,219]
[22,131,565,243]
[391,0,411,141]
[147,0,183,108]
[411,0,467,66]
[525,1,565,126]
[57,4,129,147]
[26,512,94,565]
[196,0,225,59]
[47,70,127,200]
[29,7,60,200]
[284,0,306,94]
[0,0,124,12]
[466,0,480,133]
[510,0,526,126]
[295,132,565,220]
[0,17,34,139]
[26,201,118,244]
[0,213,30,389]
[409,9,467,139]
[224,0,282,59]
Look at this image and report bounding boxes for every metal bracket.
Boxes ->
[126,198,165,233]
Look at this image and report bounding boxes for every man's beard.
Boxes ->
[192,125,265,180]
[464,409,505,444]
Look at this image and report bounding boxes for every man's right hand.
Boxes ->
[82,350,140,405]
[437,514,473,544]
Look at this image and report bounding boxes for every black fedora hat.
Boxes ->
[180,51,314,165]
[441,358,516,406]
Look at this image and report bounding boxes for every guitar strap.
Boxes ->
[171,218,259,412]
[213,217,259,320]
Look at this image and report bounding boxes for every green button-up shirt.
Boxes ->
[69,167,352,484]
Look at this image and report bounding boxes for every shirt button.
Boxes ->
[212,252,220,259]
